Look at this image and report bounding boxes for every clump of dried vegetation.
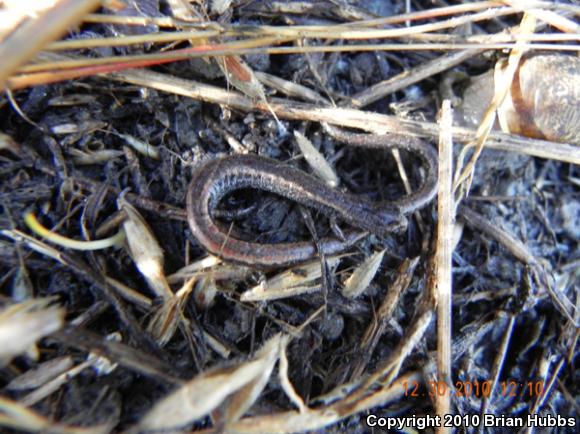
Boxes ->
[0,1,578,433]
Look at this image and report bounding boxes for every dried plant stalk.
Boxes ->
[139,334,285,431]
[0,0,102,87]
[435,100,454,433]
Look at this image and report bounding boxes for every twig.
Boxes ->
[435,100,454,433]
[103,67,580,165]
[0,0,102,87]
[350,257,420,380]
[477,315,516,434]
[460,207,537,266]
[351,49,485,108]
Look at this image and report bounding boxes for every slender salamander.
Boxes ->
[186,129,438,267]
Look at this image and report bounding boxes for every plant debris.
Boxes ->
[0,1,578,433]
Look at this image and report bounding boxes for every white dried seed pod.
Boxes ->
[457,54,580,145]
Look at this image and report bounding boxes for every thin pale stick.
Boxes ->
[435,100,454,433]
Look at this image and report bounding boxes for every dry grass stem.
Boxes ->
[103,276,152,309]
[460,207,538,266]
[46,29,222,51]
[477,315,516,434]
[351,49,485,108]
[12,42,578,88]
[23,212,125,251]
[453,12,537,196]
[278,343,309,414]
[528,357,566,431]
[43,30,579,53]
[104,67,580,165]
[255,72,328,104]
[19,360,94,407]
[351,257,419,380]
[51,328,182,385]
[435,100,454,433]
[6,356,73,391]
[1,229,152,309]
[0,0,102,87]
[356,292,436,396]
[116,133,160,160]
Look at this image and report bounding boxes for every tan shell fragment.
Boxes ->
[458,55,580,145]
[498,55,580,144]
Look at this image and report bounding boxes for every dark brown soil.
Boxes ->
[0,1,578,433]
